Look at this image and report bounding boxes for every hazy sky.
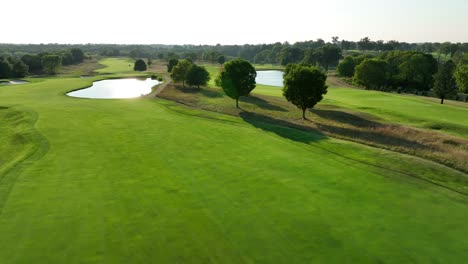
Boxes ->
[2,0,468,44]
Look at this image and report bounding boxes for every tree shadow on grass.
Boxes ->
[241,95,288,112]
[239,111,326,144]
[240,109,429,150]
[312,109,380,128]
[200,88,224,98]
[311,109,429,150]
[174,85,199,94]
[174,86,224,98]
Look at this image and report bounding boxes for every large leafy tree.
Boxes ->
[186,64,210,88]
[337,56,356,77]
[434,60,457,104]
[354,59,388,90]
[317,44,342,71]
[454,64,468,93]
[358,37,373,51]
[397,53,437,92]
[70,48,85,64]
[41,55,62,75]
[0,58,13,79]
[216,58,256,108]
[170,60,192,87]
[21,54,43,73]
[167,58,178,73]
[217,55,225,65]
[282,64,328,119]
[279,47,304,66]
[337,55,369,77]
[133,59,147,71]
[302,49,319,66]
[12,60,29,78]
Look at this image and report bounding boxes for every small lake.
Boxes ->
[256,70,284,87]
[67,78,161,99]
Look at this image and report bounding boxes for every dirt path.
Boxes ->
[145,73,172,98]
[326,75,359,89]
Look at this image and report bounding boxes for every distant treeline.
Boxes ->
[0,48,85,78]
[337,51,468,102]
[1,37,468,64]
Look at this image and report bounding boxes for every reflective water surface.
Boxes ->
[67,78,160,99]
[255,70,284,87]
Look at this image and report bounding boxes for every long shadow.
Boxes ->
[312,109,379,128]
[174,86,224,98]
[200,88,224,98]
[317,123,429,149]
[174,85,199,94]
[241,109,428,150]
[241,95,288,112]
[311,110,429,150]
[239,111,326,144]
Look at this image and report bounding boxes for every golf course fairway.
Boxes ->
[0,68,467,263]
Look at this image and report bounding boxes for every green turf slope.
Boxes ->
[0,70,467,263]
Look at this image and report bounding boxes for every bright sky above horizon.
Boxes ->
[2,0,468,44]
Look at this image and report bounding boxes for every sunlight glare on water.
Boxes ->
[67,78,160,99]
[255,70,284,87]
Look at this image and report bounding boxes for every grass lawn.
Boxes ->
[252,84,468,138]
[1,59,468,263]
[202,64,468,137]
[95,57,139,75]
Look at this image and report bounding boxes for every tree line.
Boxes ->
[337,51,468,103]
[0,48,85,78]
[2,38,468,65]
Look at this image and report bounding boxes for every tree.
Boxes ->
[434,60,457,104]
[317,44,342,71]
[0,58,12,79]
[147,58,153,67]
[358,37,372,51]
[41,55,62,74]
[397,53,438,92]
[282,64,328,119]
[454,64,468,93]
[354,59,388,90]
[12,60,29,78]
[130,49,141,59]
[452,50,465,65]
[70,48,84,64]
[186,64,210,88]
[331,36,340,46]
[279,47,304,66]
[170,60,192,87]
[134,59,147,71]
[341,40,353,50]
[217,55,225,65]
[167,58,178,73]
[21,54,43,73]
[302,49,319,66]
[60,51,74,65]
[216,58,256,108]
[337,56,357,77]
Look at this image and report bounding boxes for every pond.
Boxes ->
[255,70,284,87]
[67,78,161,99]
[0,80,29,85]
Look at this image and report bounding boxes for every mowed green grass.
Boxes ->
[255,85,468,137]
[95,57,140,74]
[204,65,468,137]
[0,60,468,263]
